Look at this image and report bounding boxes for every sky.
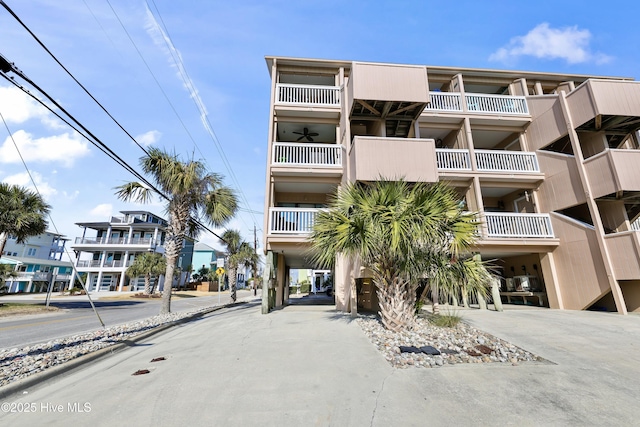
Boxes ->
[0,0,639,260]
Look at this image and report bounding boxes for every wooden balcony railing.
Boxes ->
[275,83,340,106]
[475,150,540,172]
[424,92,529,115]
[272,142,343,167]
[485,213,554,238]
[268,208,324,234]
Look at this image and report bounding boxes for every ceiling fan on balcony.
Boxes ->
[293,127,319,142]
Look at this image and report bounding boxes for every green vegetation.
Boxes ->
[220,229,258,302]
[126,252,166,295]
[0,302,58,317]
[310,179,491,332]
[115,148,238,314]
[0,183,51,261]
[427,313,463,328]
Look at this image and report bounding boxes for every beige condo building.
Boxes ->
[262,56,640,315]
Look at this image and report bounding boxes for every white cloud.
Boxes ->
[0,86,64,129]
[90,203,113,219]
[135,130,162,147]
[2,171,58,200]
[0,129,90,167]
[489,23,612,65]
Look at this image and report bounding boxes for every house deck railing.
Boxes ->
[275,83,340,107]
[485,213,554,238]
[475,150,540,172]
[436,149,540,173]
[268,208,325,234]
[424,92,529,115]
[272,142,343,167]
[435,149,471,170]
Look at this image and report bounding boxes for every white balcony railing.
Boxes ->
[465,93,529,115]
[475,150,540,172]
[74,237,157,246]
[485,213,554,238]
[424,92,462,111]
[272,142,343,167]
[423,92,529,115]
[631,219,640,231]
[269,208,324,234]
[275,83,340,107]
[435,149,471,170]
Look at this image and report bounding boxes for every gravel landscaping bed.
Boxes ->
[357,314,543,368]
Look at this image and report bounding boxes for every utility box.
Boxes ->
[356,278,379,312]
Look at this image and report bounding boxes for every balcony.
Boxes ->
[271,143,343,177]
[435,149,471,170]
[423,92,529,115]
[436,148,544,182]
[423,92,462,112]
[604,231,640,280]
[484,213,554,238]
[583,149,640,199]
[350,136,438,182]
[275,83,340,107]
[268,208,323,235]
[475,150,539,172]
[465,93,528,115]
[76,260,131,269]
[73,236,158,248]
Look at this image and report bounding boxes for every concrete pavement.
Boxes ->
[1,302,639,426]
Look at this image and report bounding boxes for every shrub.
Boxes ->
[427,313,462,328]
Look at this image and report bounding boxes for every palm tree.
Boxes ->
[0,183,51,260]
[115,148,238,314]
[220,229,258,302]
[126,252,166,295]
[310,179,489,332]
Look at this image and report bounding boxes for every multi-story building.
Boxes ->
[2,231,69,261]
[1,231,73,293]
[262,56,640,315]
[72,210,194,292]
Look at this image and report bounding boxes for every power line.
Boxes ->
[0,109,105,328]
[0,0,150,156]
[0,58,227,244]
[144,2,261,230]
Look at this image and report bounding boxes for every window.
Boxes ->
[27,248,37,257]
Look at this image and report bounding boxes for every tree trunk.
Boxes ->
[0,232,7,260]
[161,237,180,314]
[143,273,151,295]
[432,284,440,315]
[229,266,237,302]
[376,276,416,332]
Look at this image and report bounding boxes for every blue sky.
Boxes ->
[0,0,638,257]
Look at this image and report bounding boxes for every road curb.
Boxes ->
[0,299,256,400]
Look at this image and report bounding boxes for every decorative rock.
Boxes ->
[356,315,540,369]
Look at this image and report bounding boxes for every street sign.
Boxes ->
[216,258,225,268]
[216,267,225,276]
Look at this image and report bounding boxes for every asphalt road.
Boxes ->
[0,290,259,350]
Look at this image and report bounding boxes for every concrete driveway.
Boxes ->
[1,303,639,426]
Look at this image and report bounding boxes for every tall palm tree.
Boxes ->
[126,252,166,295]
[220,229,258,302]
[0,183,51,260]
[310,179,488,331]
[115,148,238,314]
